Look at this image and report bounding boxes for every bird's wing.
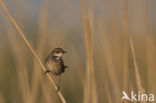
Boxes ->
[60,59,66,73]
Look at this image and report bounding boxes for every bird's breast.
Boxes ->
[46,60,63,75]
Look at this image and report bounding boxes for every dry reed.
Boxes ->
[31,0,49,102]
[80,0,98,103]
[0,1,66,103]
[129,37,146,103]
[104,83,112,103]
[143,0,155,92]
[129,38,145,95]
[0,0,155,103]
[122,0,145,102]
[122,0,130,92]
[97,23,120,102]
[0,93,5,103]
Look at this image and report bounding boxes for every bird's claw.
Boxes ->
[56,85,60,92]
[45,70,50,74]
[65,65,68,68]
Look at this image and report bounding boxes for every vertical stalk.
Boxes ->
[0,1,67,103]
[80,0,97,103]
[122,1,145,102]
[122,0,129,92]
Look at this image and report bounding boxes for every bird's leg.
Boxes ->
[64,65,68,68]
[45,70,50,74]
[56,75,61,92]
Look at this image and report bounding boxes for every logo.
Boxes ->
[121,91,154,102]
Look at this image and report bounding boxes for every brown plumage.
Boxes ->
[45,48,68,91]
[45,48,68,75]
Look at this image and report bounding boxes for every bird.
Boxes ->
[45,48,68,91]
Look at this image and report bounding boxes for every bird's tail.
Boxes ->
[64,65,68,68]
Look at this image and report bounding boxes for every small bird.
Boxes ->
[45,48,68,90]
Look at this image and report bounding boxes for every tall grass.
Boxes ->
[122,0,130,93]
[80,0,98,103]
[0,0,156,103]
[122,1,145,102]
[0,1,66,103]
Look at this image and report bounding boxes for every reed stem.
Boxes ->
[0,1,67,103]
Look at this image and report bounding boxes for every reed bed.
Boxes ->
[80,0,98,103]
[0,0,66,103]
[0,0,156,103]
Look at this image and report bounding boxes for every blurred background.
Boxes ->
[0,0,156,103]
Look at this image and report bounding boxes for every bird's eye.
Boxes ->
[56,51,60,54]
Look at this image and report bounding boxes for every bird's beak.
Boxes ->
[63,51,67,53]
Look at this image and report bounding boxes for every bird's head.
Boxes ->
[52,48,67,58]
